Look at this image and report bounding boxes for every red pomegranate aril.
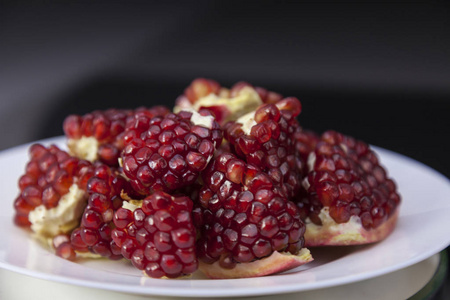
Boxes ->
[55,242,77,261]
[184,78,221,103]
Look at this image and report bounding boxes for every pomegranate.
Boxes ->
[11,79,403,281]
[297,130,401,246]
[194,152,313,278]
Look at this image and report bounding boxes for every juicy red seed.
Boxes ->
[14,213,31,227]
[114,207,133,229]
[252,239,272,258]
[87,177,110,195]
[81,228,99,246]
[98,144,120,166]
[55,242,77,261]
[316,181,339,206]
[14,197,34,214]
[121,239,138,260]
[82,210,103,229]
[42,186,60,208]
[184,78,221,102]
[254,104,281,123]
[276,97,302,117]
[18,174,36,190]
[22,185,42,206]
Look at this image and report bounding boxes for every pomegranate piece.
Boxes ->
[224,98,304,200]
[112,191,198,278]
[175,78,284,125]
[13,144,94,235]
[297,130,401,246]
[121,109,222,195]
[194,152,312,278]
[69,164,137,259]
[64,107,169,166]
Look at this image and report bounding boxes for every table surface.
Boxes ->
[0,253,444,300]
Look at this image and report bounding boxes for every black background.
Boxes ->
[1,1,449,298]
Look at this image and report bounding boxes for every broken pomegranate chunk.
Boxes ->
[297,130,401,246]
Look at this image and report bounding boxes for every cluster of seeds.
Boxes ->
[297,130,401,229]
[63,107,169,166]
[112,191,197,278]
[194,153,305,267]
[69,164,136,259]
[121,110,222,194]
[13,144,93,227]
[224,98,304,200]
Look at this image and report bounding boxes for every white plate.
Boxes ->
[0,136,449,298]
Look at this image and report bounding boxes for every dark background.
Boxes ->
[1,1,449,298]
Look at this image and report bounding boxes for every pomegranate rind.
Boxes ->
[304,207,399,246]
[199,248,313,279]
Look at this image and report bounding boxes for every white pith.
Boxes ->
[28,184,86,237]
[67,136,99,162]
[186,108,215,129]
[307,152,316,172]
[236,111,257,135]
[122,200,142,212]
[174,86,263,123]
[305,207,362,238]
